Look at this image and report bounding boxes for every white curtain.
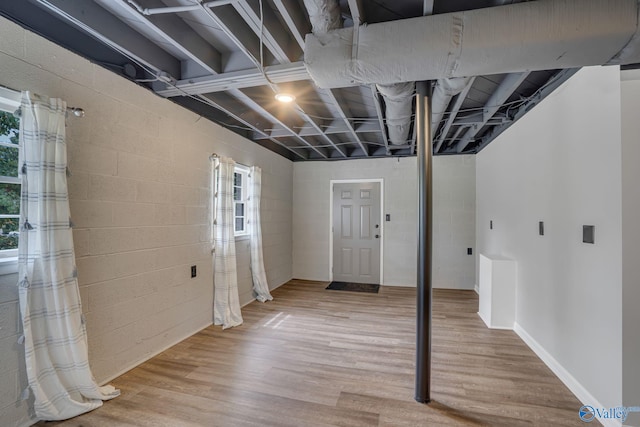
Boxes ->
[17,92,119,421]
[212,156,243,329]
[248,166,272,302]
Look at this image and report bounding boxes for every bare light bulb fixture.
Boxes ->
[275,93,295,103]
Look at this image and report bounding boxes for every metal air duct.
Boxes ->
[304,0,640,88]
[303,0,415,145]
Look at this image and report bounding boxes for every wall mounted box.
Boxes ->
[583,225,595,244]
[478,254,517,329]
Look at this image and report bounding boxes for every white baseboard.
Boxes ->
[433,285,476,290]
[102,278,295,385]
[21,319,211,426]
[241,297,256,307]
[21,279,295,427]
[474,284,479,295]
[477,311,513,330]
[241,278,291,307]
[513,323,621,427]
[99,319,213,386]
[381,282,416,288]
[478,311,490,328]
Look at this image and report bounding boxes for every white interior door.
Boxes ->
[332,182,381,284]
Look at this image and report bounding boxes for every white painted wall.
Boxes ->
[293,155,475,289]
[433,155,476,289]
[621,70,640,427]
[476,66,622,409]
[0,17,292,426]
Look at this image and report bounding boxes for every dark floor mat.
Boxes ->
[326,281,380,293]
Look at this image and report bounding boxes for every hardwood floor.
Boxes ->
[37,280,593,426]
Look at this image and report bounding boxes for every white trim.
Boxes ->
[0,176,20,185]
[241,297,256,308]
[477,310,514,330]
[379,282,414,288]
[234,163,250,173]
[514,322,620,427]
[0,141,20,150]
[233,165,249,237]
[98,278,291,386]
[0,86,20,112]
[478,314,513,330]
[98,319,213,386]
[329,179,384,285]
[474,284,479,294]
[0,93,21,262]
[242,278,289,307]
[0,256,18,275]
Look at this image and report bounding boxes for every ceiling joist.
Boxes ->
[14,0,582,161]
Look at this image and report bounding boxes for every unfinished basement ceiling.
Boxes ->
[0,0,631,160]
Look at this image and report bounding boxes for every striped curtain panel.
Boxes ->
[248,166,272,302]
[212,156,243,329]
[17,93,119,420]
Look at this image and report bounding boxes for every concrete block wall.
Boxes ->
[0,272,28,427]
[0,17,292,426]
[292,156,475,288]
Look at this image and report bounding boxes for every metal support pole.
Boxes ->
[415,80,433,404]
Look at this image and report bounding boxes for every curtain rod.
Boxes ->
[67,107,85,118]
[66,107,85,118]
[12,106,85,119]
[1,85,85,118]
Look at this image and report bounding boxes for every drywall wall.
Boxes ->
[292,155,475,288]
[432,155,476,289]
[0,17,292,426]
[621,70,640,427]
[476,66,622,409]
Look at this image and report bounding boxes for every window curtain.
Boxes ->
[212,156,243,329]
[248,166,272,302]
[17,92,119,421]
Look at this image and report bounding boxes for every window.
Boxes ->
[233,165,249,236]
[0,90,21,271]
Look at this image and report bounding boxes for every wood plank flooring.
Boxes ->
[36,280,593,426]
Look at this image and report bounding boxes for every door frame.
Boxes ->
[329,179,384,284]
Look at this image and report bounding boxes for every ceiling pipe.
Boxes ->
[302,0,342,34]
[376,82,415,145]
[303,0,414,145]
[431,77,472,137]
[304,0,640,88]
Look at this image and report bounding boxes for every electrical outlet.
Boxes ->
[467,248,472,255]
[539,221,544,236]
[191,265,197,278]
[583,225,595,244]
